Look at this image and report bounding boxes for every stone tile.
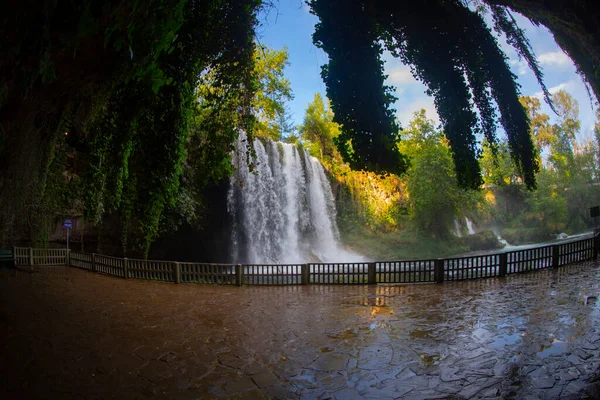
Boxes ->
[334,388,364,400]
[222,376,257,394]
[458,377,502,399]
[3,263,600,399]
[312,353,349,372]
[251,370,281,389]
[135,345,166,361]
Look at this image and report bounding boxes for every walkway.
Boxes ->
[1,262,600,399]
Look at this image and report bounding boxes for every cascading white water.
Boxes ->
[227,133,361,264]
[453,219,463,238]
[465,217,476,235]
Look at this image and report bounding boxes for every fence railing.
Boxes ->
[14,247,70,266]
[13,235,599,286]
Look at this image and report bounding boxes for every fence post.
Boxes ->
[13,246,17,267]
[552,245,559,268]
[594,234,599,260]
[301,264,309,285]
[173,261,180,284]
[29,247,33,266]
[499,253,508,277]
[434,259,444,283]
[92,253,97,272]
[236,264,243,286]
[368,262,376,284]
[123,258,129,279]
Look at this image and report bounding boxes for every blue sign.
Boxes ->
[63,219,73,229]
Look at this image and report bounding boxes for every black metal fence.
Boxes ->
[17,235,599,286]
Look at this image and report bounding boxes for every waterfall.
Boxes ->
[491,227,511,248]
[465,217,476,235]
[227,133,361,264]
[453,219,463,238]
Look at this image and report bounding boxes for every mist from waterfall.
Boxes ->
[227,133,362,264]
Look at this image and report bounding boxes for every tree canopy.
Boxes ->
[0,0,262,252]
[308,0,599,190]
[1,0,600,252]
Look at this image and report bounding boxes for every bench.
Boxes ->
[0,249,15,268]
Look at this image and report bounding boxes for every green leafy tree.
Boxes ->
[548,90,579,185]
[525,169,567,232]
[307,0,600,190]
[565,142,600,232]
[487,90,598,236]
[400,110,482,238]
[253,47,294,140]
[519,96,554,154]
[298,93,340,163]
[309,0,541,189]
[0,0,262,254]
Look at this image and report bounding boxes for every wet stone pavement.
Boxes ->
[1,262,600,399]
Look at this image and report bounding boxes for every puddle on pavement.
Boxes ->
[327,328,357,340]
[4,262,600,399]
[538,339,567,358]
[370,306,394,316]
[472,327,490,339]
[368,321,390,331]
[489,333,521,349]
[410,329,435,339]
[419,353,441,366]
[559,315,576,325]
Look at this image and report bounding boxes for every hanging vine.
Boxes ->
[309,0,545,189]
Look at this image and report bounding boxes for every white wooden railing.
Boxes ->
[14,247,70,266]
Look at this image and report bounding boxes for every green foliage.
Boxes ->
[335,170,408,233]
[252,47,294,140]
[340,225,466,260]
[400,110,484,238]
[547,90,579,185]
[309,0,540,190]
[520,96,554,154]
[481,141,521,187]
[499,0,600,109]
[299,93,340,162]
[310,0,407,176]
[489,5,554,112]
[524,169,568,231]
[297,93,408,234]
[0,0,262,253]
[463,230,504,251]
[500,227,550,245]
[481,91,600,243]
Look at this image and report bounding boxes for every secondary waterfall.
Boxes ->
[465,217,476,235]
[227,133,361,264]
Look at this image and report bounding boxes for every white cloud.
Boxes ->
[533,81,572,99]
[387,66,417,85]
[397,98,439,128]
[509,59,529,76]
[548,82,570,94]
[538,51,572,68]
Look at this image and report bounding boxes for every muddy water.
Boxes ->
[1,262,600,399]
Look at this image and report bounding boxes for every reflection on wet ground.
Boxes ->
[1,261,600,399]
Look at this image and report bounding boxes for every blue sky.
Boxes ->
[257,2,598,143]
